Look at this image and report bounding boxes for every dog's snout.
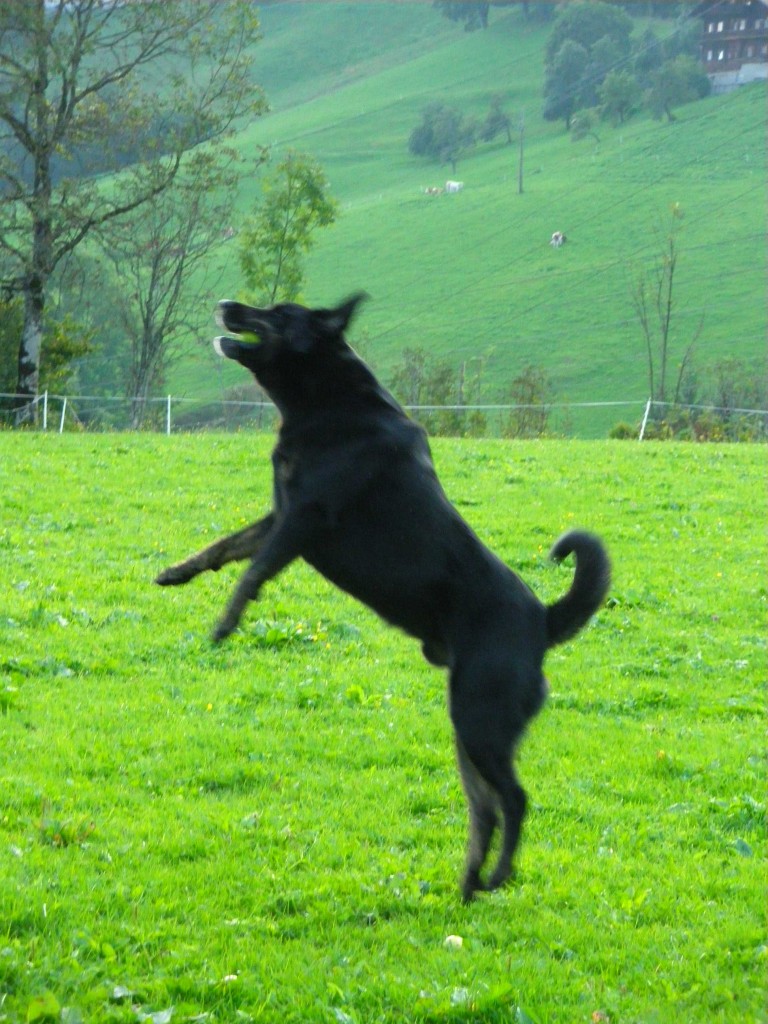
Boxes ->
[216,300,273,338]
[216,300,239,331]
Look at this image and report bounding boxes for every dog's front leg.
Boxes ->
[155,513,275,586]
[212,513,309,643]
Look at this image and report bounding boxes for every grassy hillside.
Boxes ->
[167,4,765,436]
[1,434,764,1022]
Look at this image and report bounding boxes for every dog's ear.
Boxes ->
[315,292,368,338]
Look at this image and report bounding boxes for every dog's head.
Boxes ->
[214,293,368,410]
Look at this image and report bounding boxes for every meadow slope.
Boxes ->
[0,433,765,1022]
[168,3,766,438]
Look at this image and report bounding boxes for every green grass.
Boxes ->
[1,433,765,1023]
[165,3,766,437]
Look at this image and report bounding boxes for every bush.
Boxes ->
[635,407,767,442]
[609,421,637,439]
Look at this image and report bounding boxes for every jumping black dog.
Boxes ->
[156,293,610,901]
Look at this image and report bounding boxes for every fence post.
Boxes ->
[59,397,67,434]
[42,391,48,431]
[166,395,172,436]
[638,398,652,441]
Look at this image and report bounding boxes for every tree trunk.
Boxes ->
[15,1,51,423]
[518,118,525,195]
[129,325,159,429]
[15,276,45,423]
[130,394,147,430]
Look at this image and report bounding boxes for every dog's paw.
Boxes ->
[460,869,486,904]
[211,618,237,643]
[486,864,515,893]
[155,564,194,586]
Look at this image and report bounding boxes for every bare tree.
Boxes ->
[98,149,256,428]
[0,0,265,421]
[631,206,703,407]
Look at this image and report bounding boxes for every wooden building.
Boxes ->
[693,0,768,91]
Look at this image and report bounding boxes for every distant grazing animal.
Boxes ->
[550,231,567,247]
[156,293,610,902]
[445,180,464,193]
[424,186,444,196]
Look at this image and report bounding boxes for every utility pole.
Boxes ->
[517,111,525,195]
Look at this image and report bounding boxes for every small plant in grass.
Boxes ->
[250,616,328,648]
[38,806,95,848]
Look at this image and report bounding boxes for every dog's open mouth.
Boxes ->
[213,330,263,360]
[213,305,266,358]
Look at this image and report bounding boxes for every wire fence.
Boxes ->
[1,391,766,441]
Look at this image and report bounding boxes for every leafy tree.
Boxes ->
[39,315,93,395]
[518,3,557,23]
[480,95,513,145]
[543,40,590,130]
[433,1,547,29]
[433,1,490,31]
[645,55,710,122]
[0,295,22,396]
[543,2,634,129]
[570,109,601,144]
[583,34,626,108]
[633,27,668,89]
[97,150,247,428]
[389,347,428,408]
[545,2,633,66]
[0,0,265,421]
[618,2,688,15]
[409,103,477,173]
[661,19,702,63]
[633,21,700,90]
[389,347,488,436]
[710,357,767,421]
[502,364,552,438]
[1,291,90,410]
[237,151,338,307]
[599,69,641,125]
[44,249,132,399]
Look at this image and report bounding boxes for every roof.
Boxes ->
[691,0,768,15]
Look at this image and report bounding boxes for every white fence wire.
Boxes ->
[1,391,766,440]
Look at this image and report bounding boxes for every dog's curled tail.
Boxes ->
[546,530,611,648]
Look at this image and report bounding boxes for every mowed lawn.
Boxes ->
[0,434,764,1023]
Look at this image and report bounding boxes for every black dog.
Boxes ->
[156,293,610,901]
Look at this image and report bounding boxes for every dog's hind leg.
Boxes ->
[455,735,498,902]
[156,513,275,586]
[457,733,527,897]
[485,765,527,892]
[451,669,528,898]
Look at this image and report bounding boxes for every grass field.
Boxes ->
[165,3,766,436]
[1,433,765,1023]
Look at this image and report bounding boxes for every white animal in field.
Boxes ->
[424,186,444,196]
[445,180,464,193]
[550,231,567,247]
